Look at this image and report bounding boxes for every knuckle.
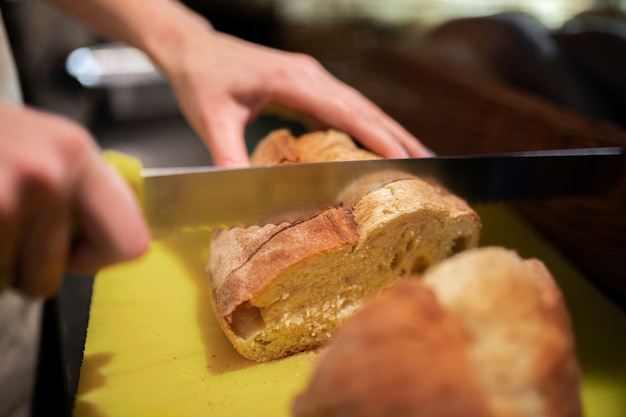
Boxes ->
[268,53,327,95]
[51,119,96,162]
[22,156,66,194]
[289,53,324,75]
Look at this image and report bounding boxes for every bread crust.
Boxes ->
[250,129,380,164]
[210,207,359,320]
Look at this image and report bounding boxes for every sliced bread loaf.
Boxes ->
[206,129,482,361]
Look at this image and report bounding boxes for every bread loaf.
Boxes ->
[206,129,482,361]
[293,247,582,417]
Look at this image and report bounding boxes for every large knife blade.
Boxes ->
[134,147,623,239]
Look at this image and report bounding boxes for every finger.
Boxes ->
[373,110,436,158]
[347,91,435,157]
[14,181,68,299]
[67,158,149,274]
[201,105,251,167]
[304,84,431,158]
[399,133,437,157]
[275,69,434,158]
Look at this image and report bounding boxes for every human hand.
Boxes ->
[0,101,149,298]
[46,0,432,167]
[149,20,434,167]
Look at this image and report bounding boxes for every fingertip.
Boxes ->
[376,137,436,160]
[200,115,251,168]
[115,220,151,263]
[395,143,411,159]
[422,147,437,158]
[392,128,436,158]
[212,153,251,168]
[410,142,437,158]
[209,140,251,167]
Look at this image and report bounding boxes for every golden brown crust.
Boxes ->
[250,129,379,165]
[292,280,495,417]
[210,207,359,319]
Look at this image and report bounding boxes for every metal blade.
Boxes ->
[142,147,623,239]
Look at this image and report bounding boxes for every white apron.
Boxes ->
[0,8,43,417]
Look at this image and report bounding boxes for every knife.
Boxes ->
[104,147,624,240]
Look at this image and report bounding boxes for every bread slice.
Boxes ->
[293,247,582,417]
[206,129,482,361]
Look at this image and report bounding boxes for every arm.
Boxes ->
[47,0,433,166]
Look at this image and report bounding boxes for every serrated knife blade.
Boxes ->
[141,147,623,239]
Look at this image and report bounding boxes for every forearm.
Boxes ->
[45,0,211,69]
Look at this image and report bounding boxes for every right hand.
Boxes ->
[0,101,149,298]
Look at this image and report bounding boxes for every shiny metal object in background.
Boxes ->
[65,43,179,120]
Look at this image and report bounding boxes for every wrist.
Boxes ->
[137,3,213,76]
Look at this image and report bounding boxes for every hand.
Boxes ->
[0,101,149,298]
[151,24,434,167]
[46,0,433,167]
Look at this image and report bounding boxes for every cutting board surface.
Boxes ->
[74,205,626,417]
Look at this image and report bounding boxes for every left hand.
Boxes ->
[149,21,434,167]
[48,0,433,167]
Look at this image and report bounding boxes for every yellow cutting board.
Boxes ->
[73,204,626,417]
